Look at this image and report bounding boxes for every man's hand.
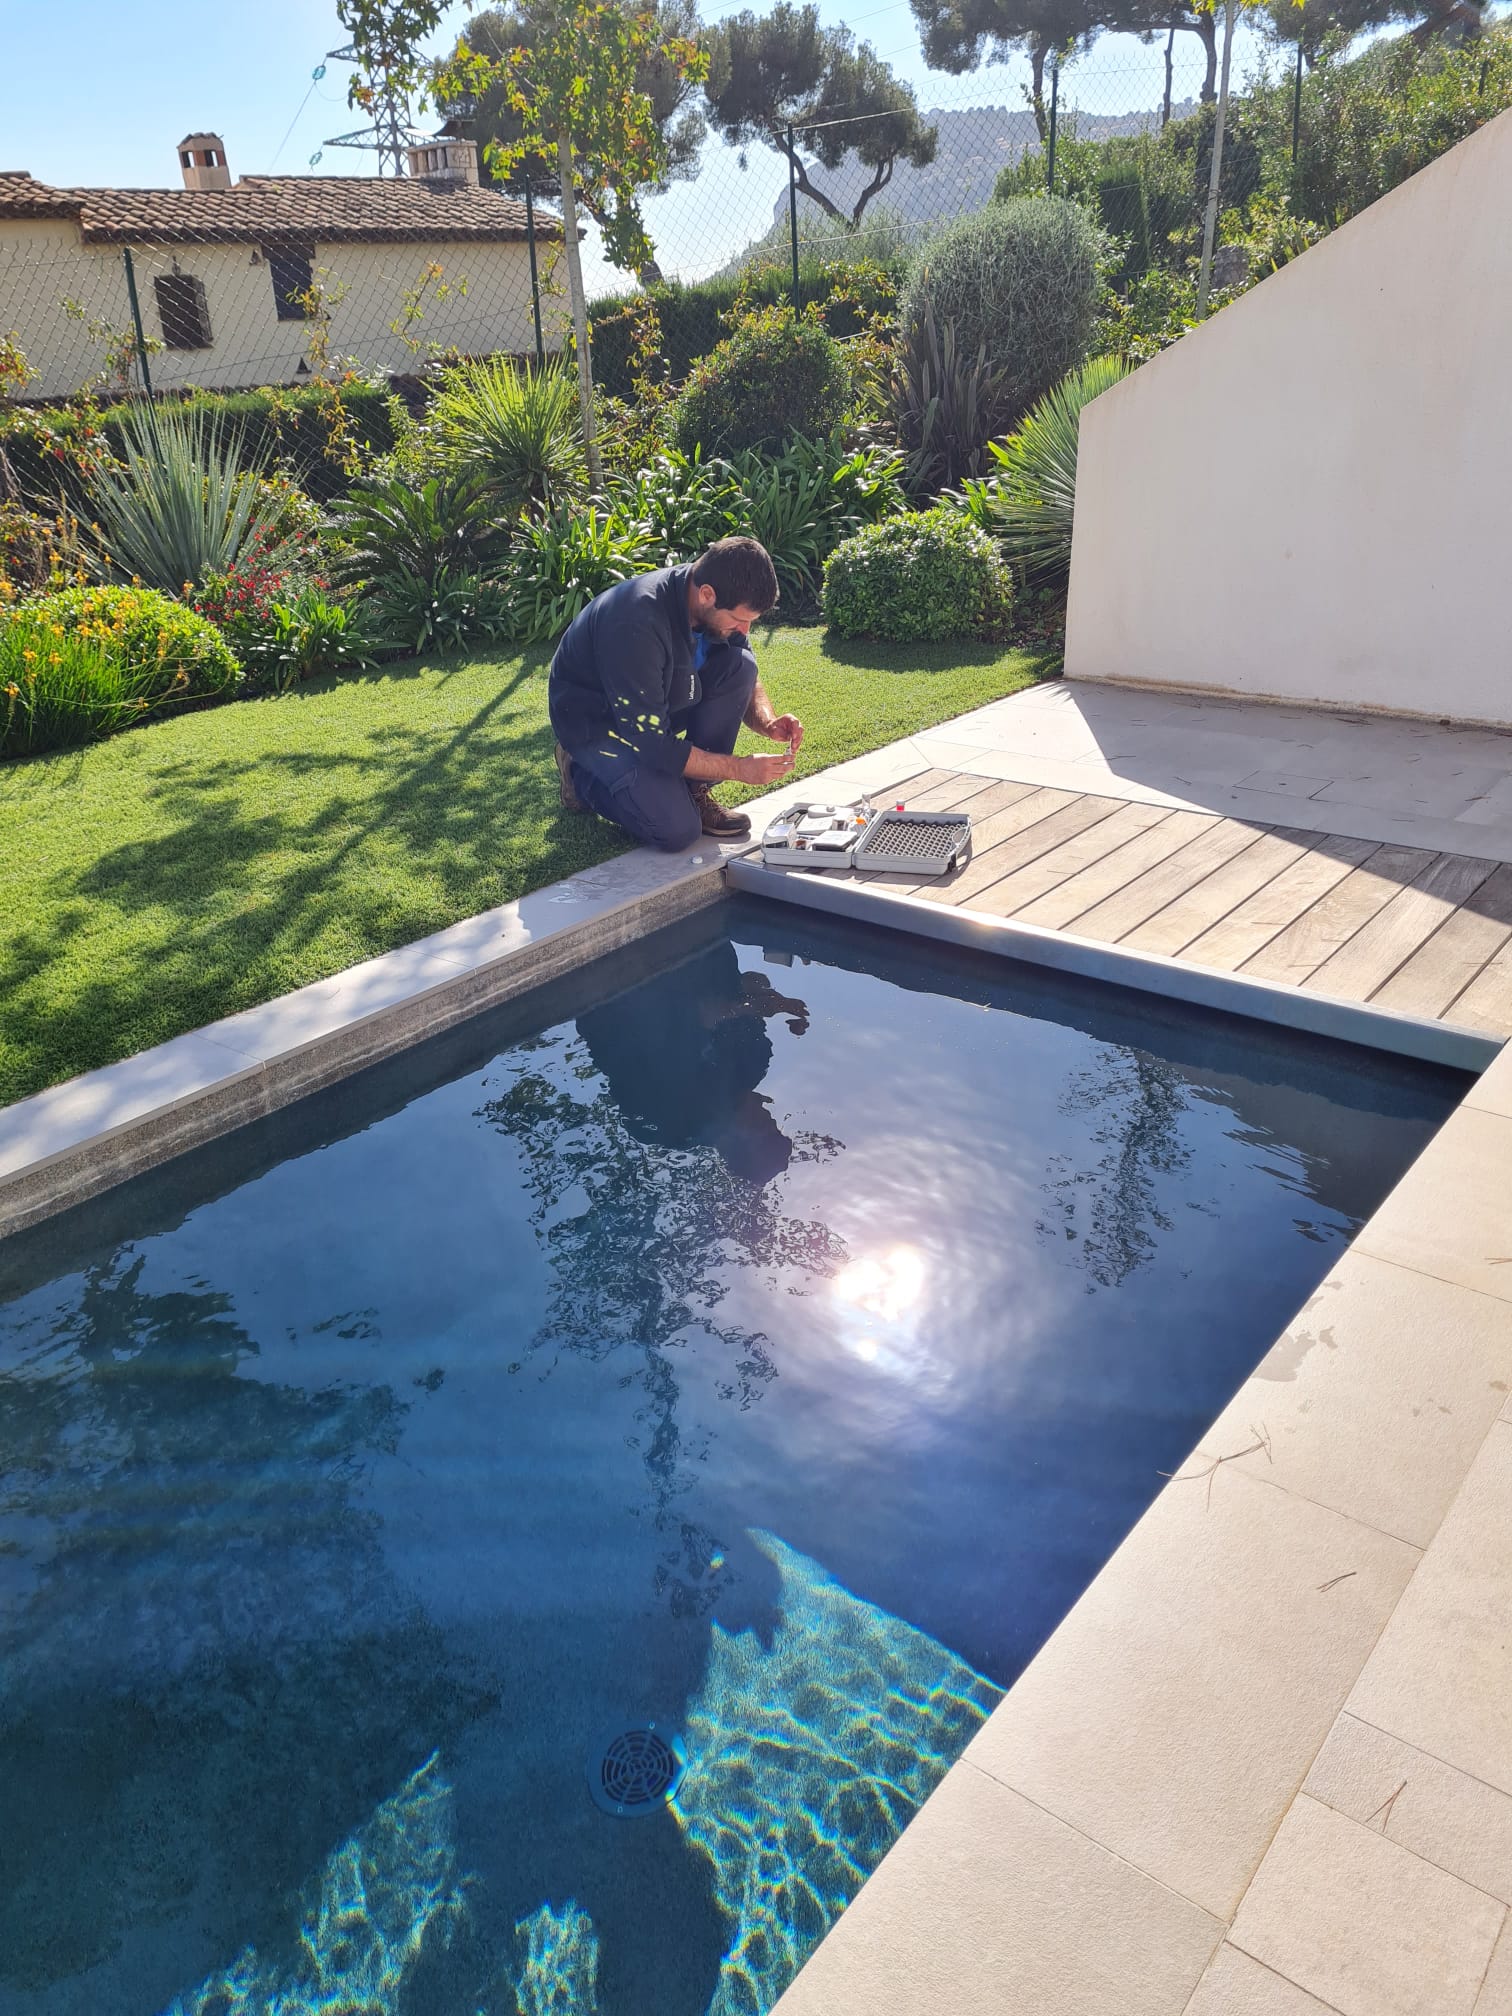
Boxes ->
[733,749,796,787]
[762,712,805,753]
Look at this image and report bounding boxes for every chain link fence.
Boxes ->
[2,12,1508,482]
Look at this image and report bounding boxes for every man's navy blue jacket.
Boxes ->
[549,565,708,778]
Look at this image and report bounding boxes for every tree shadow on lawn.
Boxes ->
[0,669,627,1102]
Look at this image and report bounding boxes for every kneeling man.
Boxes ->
[549,537,804,850]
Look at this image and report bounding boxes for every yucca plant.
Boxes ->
[428,358,586,514]
[962,355,1130,592]
[84,402,285,593]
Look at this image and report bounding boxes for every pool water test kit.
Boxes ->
[759,798,973,877]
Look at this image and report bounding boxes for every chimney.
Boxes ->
[406,137,480,188]
[178,133,230,192]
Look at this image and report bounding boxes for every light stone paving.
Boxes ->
[5,679,1512,2016]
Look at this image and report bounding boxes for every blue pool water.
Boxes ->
[0,899,1466,2016]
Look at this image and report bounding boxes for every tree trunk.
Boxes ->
[1197,0,1237,316]
[1029,42,1049,145]
[556,132,600,491]
[1190,11,1218,104]
[1162,23,1176,128]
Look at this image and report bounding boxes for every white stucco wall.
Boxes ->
[1,219,564,398]
[1064,107,1512,729]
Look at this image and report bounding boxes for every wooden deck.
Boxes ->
[849,766,1512,1040]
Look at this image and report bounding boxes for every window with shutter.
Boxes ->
[153,273,213,350]
[264,244,315,321]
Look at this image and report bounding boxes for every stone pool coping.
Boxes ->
[4,715,1512,2015]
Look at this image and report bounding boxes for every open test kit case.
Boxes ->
[759,799,973,878]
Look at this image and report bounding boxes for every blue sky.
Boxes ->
[5,0,1271,285]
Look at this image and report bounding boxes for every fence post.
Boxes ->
[1291,39,1305,166]
[786,125,801,311]
[1196,0,1237,316]
[524,177,546,370]
[1046,59,1060,195]
[121,246,155,400]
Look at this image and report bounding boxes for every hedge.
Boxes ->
[588,257,903,400]
[3,382,402,509]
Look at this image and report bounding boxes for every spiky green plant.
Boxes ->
[892,298,1004,496]
[962,355,1130,591]
[84,402,284,593]
[428,357,586,513]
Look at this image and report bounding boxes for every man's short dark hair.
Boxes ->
[691,537,779,615]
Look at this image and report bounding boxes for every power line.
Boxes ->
[267,62,329,172]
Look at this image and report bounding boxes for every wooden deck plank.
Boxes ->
[1239,843,1440,988]
[1372,863,1512,1018]
[963,801,1173,920]
[1069,820,1271,947]
[1117,829,1319,958]
[1010,809,1219,931]
[901,773,1006,812]
[1178,833,1382,974]
[1444,937,1512,1037]
[929,793,1125,910]
[1303,850,1499,1001]
[854,779,1039,896]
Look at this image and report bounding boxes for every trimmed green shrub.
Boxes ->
[427,357,585,512]
[671,305,851,459]
[899,199,1102,431]
[2,585,239,755]
[955,356,1130,594]
[3,382,399,510]
[823,509,1013,644]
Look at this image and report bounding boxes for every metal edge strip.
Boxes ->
[726,857,1500,1074]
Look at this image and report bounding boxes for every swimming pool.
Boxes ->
[0,898,1466,2016]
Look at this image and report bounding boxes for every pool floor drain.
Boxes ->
[588,1722,687,1818]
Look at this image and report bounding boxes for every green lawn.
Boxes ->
[0,625,1044,1106]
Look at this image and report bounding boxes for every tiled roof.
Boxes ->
[0,171,564,244]
[0,171,83,219]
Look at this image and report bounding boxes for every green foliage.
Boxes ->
[956,356,1130,593]
[439,0,708,273]
[900,198,1103,431]
[608,448,746,559]
[426,357,587,514]
[823,508,1013,644]
[703,4,937,230]
[2,384,399,513]
[3,584,239,755]
[588,255,902,401]
[0,502,91,596]
[505,501,658,643]
[891,295,1003,495]
[449,0,706,202]
[330,473,510,593]
[1263,26,1512,228]
[672,303,851,458]
[84,404,289,594]
[358,567,515,656]
[240,591,377,692]
[729,435,906,597]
